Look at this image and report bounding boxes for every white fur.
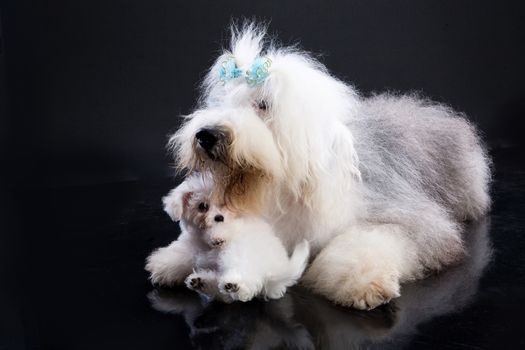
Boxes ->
[158,22,491,310]
[147,174,310,302]
[206,217,310,302]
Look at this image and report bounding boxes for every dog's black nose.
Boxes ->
[214,214,224,222]
[195,128,219,151]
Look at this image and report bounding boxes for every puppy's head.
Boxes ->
[163,175,236,231]
[203,202,238,230]
[184,194,237,232]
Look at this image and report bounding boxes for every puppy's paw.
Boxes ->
[185,275,204,291]
[223,282,239,293]
[264,285,288,300]
[184,270,222,300]
[219,279,258,302]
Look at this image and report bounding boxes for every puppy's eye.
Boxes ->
[198,202,209,212]
[257,100,268,111]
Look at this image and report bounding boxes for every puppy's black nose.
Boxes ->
[195,128,219,151]
[214,214,224,222]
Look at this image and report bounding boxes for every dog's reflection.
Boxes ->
[148,218,492,350]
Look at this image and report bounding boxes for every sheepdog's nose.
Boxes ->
[195,128,219,151]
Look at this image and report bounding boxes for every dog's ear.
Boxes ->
[182,192,192,209]
[162,186,193,222]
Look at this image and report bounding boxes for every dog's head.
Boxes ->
[170,22,361,213]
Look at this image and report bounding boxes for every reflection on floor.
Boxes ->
[149,219,492,350]
[4,153,525,349]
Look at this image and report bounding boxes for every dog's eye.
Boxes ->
[198,202,209,212]
[257,100,268,111]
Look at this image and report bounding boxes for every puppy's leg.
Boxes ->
[218,273,263,302]
[264,280,288,300]
[302,224,418,310]
[205,225,227,248]
[145,232,197,286]
[185,269,223,299]
[216,244,264,302]
[208,235,226,248]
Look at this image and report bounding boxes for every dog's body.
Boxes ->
[149,23,491,310]
[146,174,310,302]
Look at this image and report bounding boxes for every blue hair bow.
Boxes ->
[219,56,272,86]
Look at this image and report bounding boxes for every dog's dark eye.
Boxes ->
[257,100,268,111]
[198,202,209,212]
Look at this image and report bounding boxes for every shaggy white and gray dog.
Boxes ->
[147,23,491,310]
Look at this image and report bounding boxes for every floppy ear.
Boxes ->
[162,185,193,222]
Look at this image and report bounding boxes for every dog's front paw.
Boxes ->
[343,279,400,310]
[303,249,401,310]
[304,271,399,310]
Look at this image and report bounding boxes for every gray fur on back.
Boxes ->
[351,93,491,272]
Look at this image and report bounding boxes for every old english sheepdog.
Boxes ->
[147,174,310,302]
[149,22,491,310]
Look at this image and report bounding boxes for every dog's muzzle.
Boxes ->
[196,128,219,150]
[195,127,226,160]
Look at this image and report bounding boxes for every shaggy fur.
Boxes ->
[146,174,310,302]
[153,22,491,310]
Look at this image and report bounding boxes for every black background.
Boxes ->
[2,0,524,186]
[1,1,525,349]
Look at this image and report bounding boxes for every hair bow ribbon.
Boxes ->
[219,56,272,86]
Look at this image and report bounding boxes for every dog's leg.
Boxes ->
[145,232,198,286]
[302,224,419,310]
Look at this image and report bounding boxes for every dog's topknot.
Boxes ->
[229,21,268,66]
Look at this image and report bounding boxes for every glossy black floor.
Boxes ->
[2,149,525,350]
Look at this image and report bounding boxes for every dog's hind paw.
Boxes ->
[223,282,239,292]
[219,278,258,302]
[185,274,205,291]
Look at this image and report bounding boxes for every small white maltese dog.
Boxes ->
[148,22,491,310]
[146,174,310,302]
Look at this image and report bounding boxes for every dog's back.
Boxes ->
[353,93,491,221]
